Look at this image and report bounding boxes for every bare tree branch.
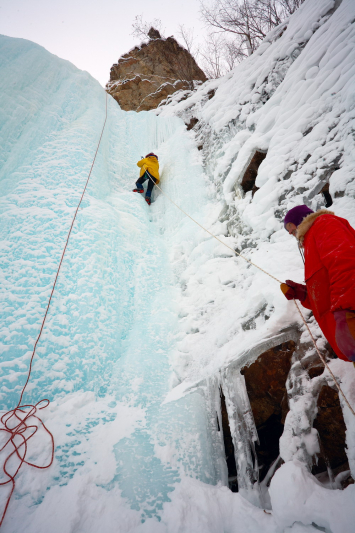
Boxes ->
[199,33,230,78]
[131,15,165,40]
[178,25,196,55]
[200,0,305,62]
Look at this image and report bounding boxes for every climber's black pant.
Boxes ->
[136,171,157,198]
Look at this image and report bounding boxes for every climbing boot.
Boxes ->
[133,188,144,193]
[145,197,151,206]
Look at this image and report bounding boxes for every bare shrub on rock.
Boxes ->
[131,15,165,40]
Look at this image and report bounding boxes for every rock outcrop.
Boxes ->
[106,28,207,112]
[241,341,295,481]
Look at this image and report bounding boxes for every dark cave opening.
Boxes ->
[320,182,333,208]
[241,150,267,196]
[241,341,296,482]
[255,413,284,481]
[219,342,352,491]
[312,385,350,481]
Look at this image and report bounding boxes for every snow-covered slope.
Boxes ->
[157,0,355,466]
[1,0,355,529]
[157,0,355,388]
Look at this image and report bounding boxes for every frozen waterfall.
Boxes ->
[0,35,227,531]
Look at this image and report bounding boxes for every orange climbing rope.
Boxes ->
[149,177,355,417]
[0,93,108,528]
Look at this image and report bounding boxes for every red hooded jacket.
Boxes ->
[297,210,355,361]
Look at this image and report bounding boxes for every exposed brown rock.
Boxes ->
[186,117,199,131]
[207,89,216,100]
[148,27,161,40]
[241,341,296,479]
[312,385,349,474]
[219,337,351,488]
[306,363,325,379]
[106,29,207,112]
[241,150,267,194]
[241,341,295,427]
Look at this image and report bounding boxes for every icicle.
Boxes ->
[204,376,229,486]
[221,368,259,495]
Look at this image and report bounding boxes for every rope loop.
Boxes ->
[0,400,55,525]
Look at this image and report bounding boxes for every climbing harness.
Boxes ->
[0,93,108,528]
[148,177,355,418]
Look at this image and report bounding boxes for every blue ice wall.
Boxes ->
[0,35,221,523]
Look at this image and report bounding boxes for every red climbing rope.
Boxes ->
[0,93,108,528]
[0,401,55,526]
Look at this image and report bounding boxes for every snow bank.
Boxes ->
[270,460,355,533]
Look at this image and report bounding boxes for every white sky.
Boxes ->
[0,0,206,86]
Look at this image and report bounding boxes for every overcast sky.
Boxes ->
[0,0,207,86]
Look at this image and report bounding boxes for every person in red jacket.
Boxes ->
[281,205,355,363]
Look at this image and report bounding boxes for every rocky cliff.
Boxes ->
[106,28,207,112]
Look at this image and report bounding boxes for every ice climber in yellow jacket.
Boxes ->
[133,153,160,205]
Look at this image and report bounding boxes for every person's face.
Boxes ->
[285,222,297,237]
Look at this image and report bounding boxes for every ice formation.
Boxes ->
[157,0,355,488]
[1,0,355,531]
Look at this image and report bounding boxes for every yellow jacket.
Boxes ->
[137,156,160,184]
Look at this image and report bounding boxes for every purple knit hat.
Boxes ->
[284,205,314,228]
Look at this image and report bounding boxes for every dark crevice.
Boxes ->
[255,414,284,481]
[220,389,238,492]
[241,150,267,195]
[186,117,199,131]
[312,385,350,480]
[241,341,296,481]
[321,182,333,207]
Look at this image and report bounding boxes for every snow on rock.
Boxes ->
[326,359,355,475]
[155,0,355,521]
[269,460,355,533]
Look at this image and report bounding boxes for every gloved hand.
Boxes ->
[334,309,355,362]
[280,280,307,302]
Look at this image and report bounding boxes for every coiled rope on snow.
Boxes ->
[150,177,355,417]
[0,93,108,528]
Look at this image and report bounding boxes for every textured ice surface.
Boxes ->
[0,35,220,530]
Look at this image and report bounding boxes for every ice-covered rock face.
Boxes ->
[158,0,355,228]
[157,2,355,374]
[157,0,355,499]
